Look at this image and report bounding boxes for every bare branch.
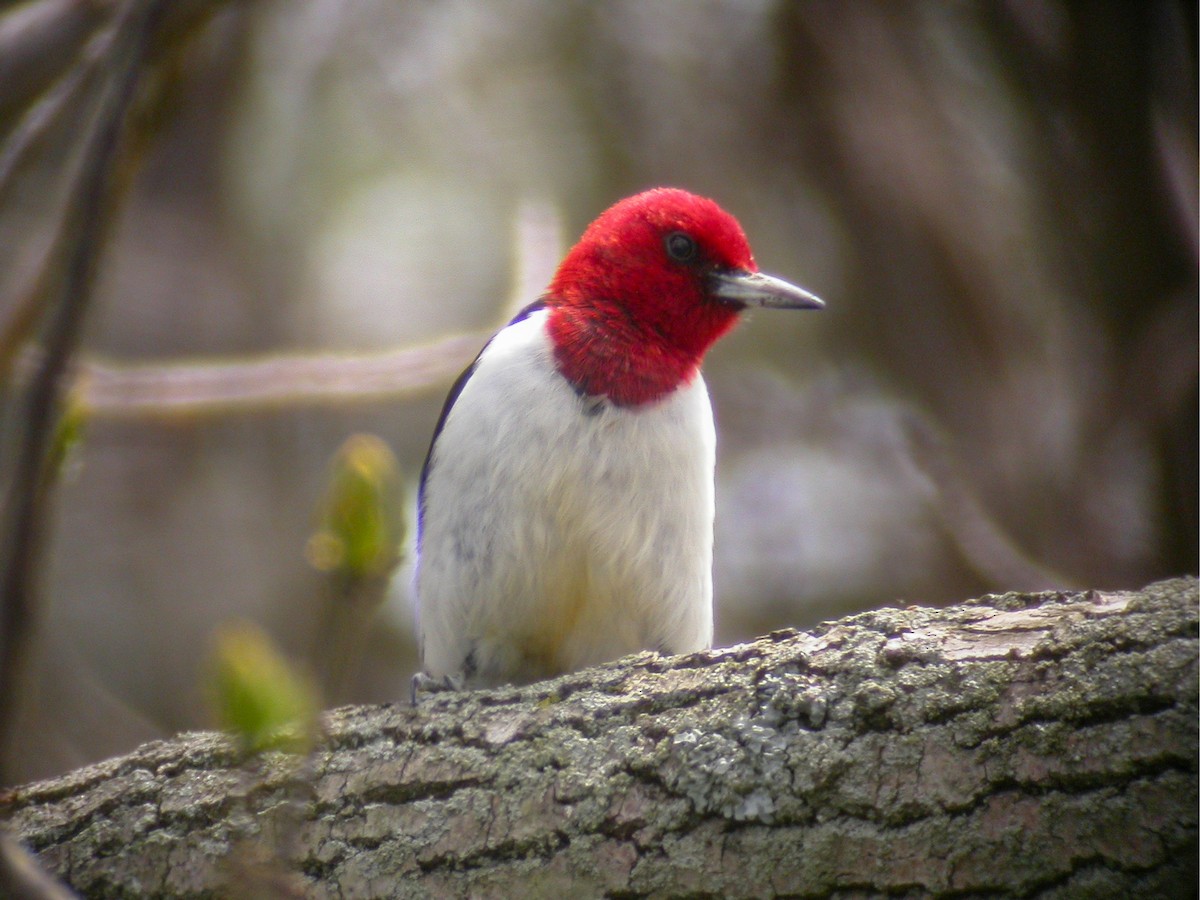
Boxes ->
[0,0,166,787]
[71,331,488,420]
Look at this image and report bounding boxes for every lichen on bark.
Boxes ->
[3,577,1197,898]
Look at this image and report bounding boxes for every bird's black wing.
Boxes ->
[416,299,548,547]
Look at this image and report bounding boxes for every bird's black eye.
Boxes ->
[665,231,698,264]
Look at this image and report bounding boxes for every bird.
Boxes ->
[414,187,822,691]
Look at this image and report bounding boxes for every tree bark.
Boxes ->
[2,577,1196,898]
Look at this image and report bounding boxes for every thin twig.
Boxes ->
[0,0,164,786]
[0,1,239,375]
[0,11,116,377]
[0,6,115,203]
[71,331,489,420]
[0,830,78,900]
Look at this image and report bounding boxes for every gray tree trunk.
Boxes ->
[3,577,1197,898]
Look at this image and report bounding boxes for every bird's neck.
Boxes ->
[545,302,725,407]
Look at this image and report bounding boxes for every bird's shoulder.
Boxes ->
[417,299,550,536]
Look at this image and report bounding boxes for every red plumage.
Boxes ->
[545,188,758,407]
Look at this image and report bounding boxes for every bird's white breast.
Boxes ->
[417,309,715,685]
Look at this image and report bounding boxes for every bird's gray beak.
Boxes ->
[709,270,824,311]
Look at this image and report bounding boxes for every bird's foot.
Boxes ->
[410,671,465,705]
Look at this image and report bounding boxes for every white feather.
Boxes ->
[417,309,714,685]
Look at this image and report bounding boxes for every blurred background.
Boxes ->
[0,0,1194,783]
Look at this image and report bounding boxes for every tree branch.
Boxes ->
[2,577,1196,897]
[0,0,169,789]
[69,331,488,420]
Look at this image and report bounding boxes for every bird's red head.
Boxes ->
[545,188,821,407]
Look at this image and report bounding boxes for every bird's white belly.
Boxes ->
[417,312,714,685]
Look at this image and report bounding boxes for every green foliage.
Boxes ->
[47,388,87,480]
[208,621,318,755]
[306,433,405,581]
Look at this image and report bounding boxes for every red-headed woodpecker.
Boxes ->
[416,188,822,689]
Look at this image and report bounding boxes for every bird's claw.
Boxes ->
[410,671,464,704]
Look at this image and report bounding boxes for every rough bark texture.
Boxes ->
[2,578,1197,898]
